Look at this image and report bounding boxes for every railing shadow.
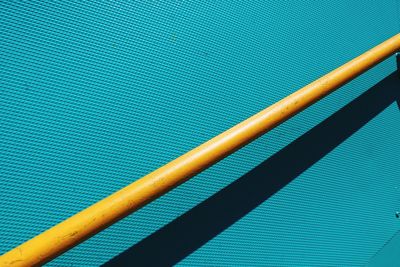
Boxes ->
[104,72,400,267]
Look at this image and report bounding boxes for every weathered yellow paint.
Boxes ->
[1,34,399,266]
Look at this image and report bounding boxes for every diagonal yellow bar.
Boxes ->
[1,34,400,266]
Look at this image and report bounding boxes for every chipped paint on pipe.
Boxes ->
[1,34,400,266]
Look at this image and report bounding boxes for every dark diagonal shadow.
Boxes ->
[104,72,400,267]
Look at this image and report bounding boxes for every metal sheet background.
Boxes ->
[1,1,399,266]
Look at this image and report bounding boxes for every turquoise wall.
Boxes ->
[1,1,399,266]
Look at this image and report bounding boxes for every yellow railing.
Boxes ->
[1,34,400,266]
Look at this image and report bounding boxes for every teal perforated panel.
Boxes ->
[368,230,400,266]
[1,1,399,266]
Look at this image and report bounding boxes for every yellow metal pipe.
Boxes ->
[1,34,400,266]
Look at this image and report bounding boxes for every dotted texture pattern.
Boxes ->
[0,1,399,266]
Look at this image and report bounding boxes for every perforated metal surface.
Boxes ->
[0,1,399,266]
